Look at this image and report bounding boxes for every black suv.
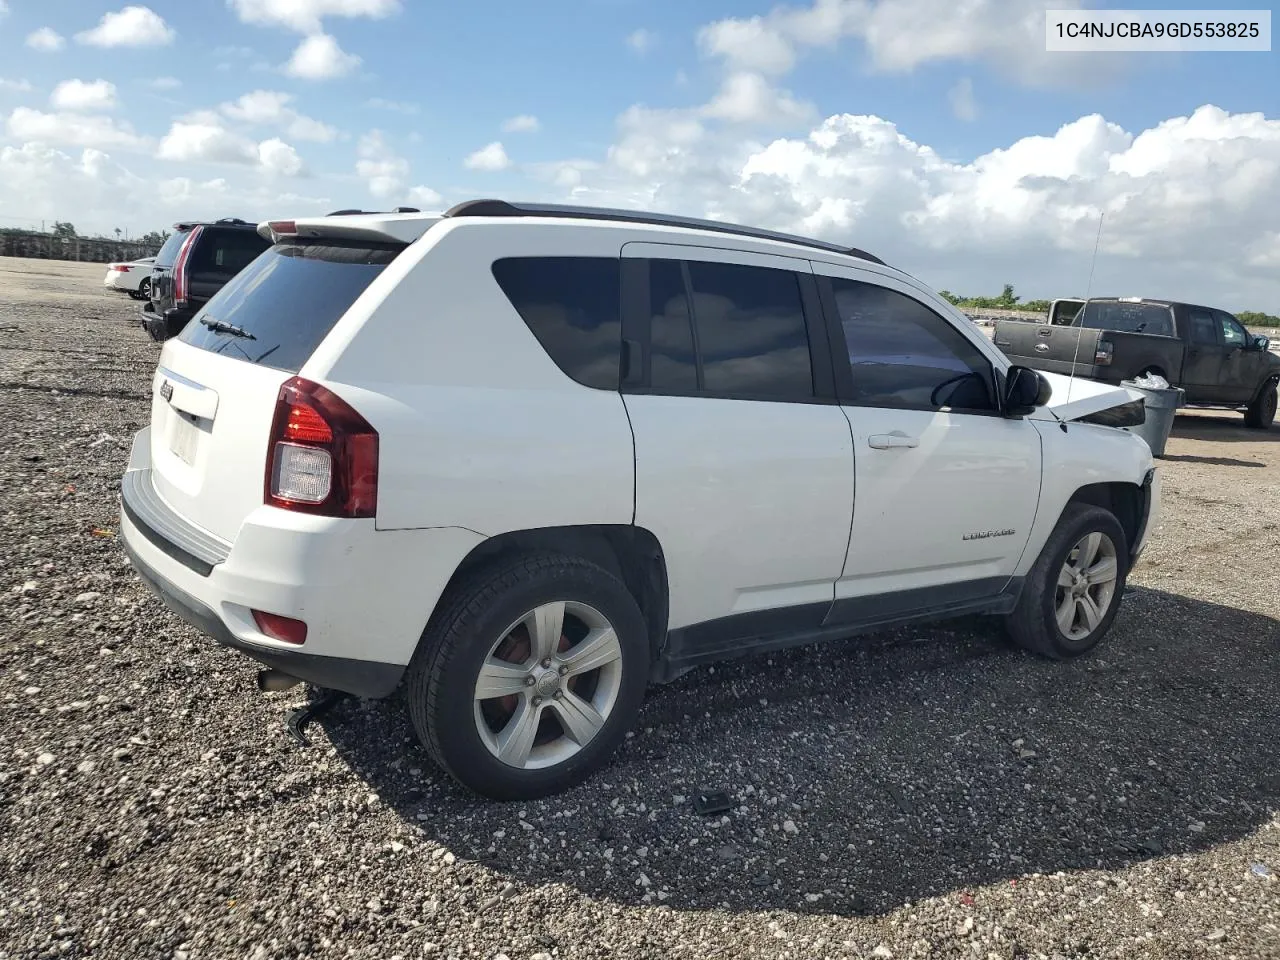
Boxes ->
[141,218,271,342]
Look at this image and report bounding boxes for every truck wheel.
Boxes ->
[405,553,649,800]
[1244,381,1277,430]
[1004,504,1130,660]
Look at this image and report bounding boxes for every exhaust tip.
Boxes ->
[257,668,302,693]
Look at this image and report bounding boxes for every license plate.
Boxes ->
[169,415,199,465]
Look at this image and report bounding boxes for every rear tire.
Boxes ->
[137,278,151,301]
[1244,381,1277,430]
[405,553,649,800]
[1004,504,1129,659]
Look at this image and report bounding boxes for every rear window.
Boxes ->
[154,229,190,266]
[176,241,401,372]
[191,227,271,275]
[1079,302,1175,337]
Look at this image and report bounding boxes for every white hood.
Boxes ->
[1029,371,1144,422]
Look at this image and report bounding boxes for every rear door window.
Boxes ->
[190,227,271,276]
[177,241,401,372]
[154,229,190,267]
[684,260,814,399]
[491,257,622,390]
[1188,309,1219,346]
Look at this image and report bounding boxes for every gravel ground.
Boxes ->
[1,256,1278,960]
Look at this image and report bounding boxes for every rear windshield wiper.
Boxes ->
[200,316,257,340]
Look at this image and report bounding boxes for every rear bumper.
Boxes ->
[140,302,194,341]
[123,536,405,698]
[119,427,485,699]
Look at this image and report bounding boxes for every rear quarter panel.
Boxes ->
[1107,331,1185,384]
[303,220,636,535]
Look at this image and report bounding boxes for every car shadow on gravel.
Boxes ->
[323,587,1280,919]
[1171,414,1280,444]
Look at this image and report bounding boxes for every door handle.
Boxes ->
[868,433,919,449]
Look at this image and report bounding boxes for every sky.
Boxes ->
[0,0,1277,310]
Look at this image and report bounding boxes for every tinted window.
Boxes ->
[1078,302,1175,337]
[685,261,813,399]
[1188,309,1218,346]
[648,259,698,392]
[177,241,400,373]
[492,257,621,390]
[155,229,190,267]
[831,278,995,411]
[1217,312,1247,347]
[191,227,271,275]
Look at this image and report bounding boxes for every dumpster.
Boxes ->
[1120,379,1184,457]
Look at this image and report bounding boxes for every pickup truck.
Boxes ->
[993,297,1279,429]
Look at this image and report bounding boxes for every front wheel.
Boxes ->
[1244,381,1277,430]
[136,277,151,301]
[405,554,649,800]
[1005,504,1129,659]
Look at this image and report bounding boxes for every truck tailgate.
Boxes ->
[993,320,1106,376]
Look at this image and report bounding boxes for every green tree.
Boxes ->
[139,230,170,247]
[1238,310,1280,329]
[51,221,77,239]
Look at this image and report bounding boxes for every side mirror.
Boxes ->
[1249,334,1270,352]
[1004,365,1050,416]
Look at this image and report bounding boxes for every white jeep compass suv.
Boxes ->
[120,200,1160,800]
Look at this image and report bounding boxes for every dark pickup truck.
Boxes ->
[994,297,1279,429]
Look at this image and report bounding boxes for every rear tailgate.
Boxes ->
[993,319,1104,375]
[147,238,408,543]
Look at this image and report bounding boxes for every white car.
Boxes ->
[120,201,1160,800]
[103,256,156,300]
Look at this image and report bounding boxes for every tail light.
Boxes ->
[111,264,131,273]
[264,376,378,518]
[172,226,203,307]
[1094,340,1113,365]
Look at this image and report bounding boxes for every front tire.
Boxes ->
[1005,504,1129,659]
[137,278,151,301]
[1244,381,1277,430]
[405,553,649,800]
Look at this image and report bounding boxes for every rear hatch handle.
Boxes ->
[156,368,219,421]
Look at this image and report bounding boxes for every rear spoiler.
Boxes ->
[257,213,441,246]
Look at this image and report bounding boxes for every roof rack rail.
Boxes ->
[215,217,249,225]
[393,206,420,213]
[443,199,886,266]
[326,208,370,216]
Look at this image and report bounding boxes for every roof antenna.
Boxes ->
[1063,210,1106,415]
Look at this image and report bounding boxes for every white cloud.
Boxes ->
[229,0,400,33]
[367,97,418,114]
[221,89,337,142]
[948,77,978,122]
[7,107,145,149]
[258,138,304,176]
[157,114,308,176]
[158,118,258,165]
[702,72,814,126]
[284,33,361,80]
[356,130,408,198]
[148,76,182,91]
[407,185,442,207]
[0,140,331,237]
[0,78,35,93]
[26,28,66,52]
[538,103,1280,310]
[697,0,1103,87]
[50,79,119,112]
[626,28,657,54]
[501,114,540,134]
[75,6,175,48]
[465,141,511,172]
